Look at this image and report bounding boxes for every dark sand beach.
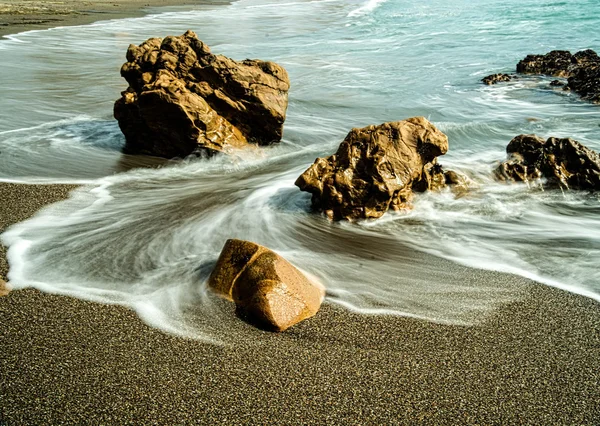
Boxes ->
[1,182,599,424]
[1,3,600,425]
[0,0,225,36]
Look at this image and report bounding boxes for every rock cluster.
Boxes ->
[208,239,324,332]
[495,134,600,190]
[516,49,600,103]
[295,117,450,221]
[482,73,512,85]
[114,30,290,158]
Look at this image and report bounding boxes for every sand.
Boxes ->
[0,0,227,36]
[1,3,599,424]
[0,182,599,425]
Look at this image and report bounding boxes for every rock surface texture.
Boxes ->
[114,30,290,158]
[516,49,600,103]
[295,117,450,221]
[208,239,324,332]
[495,134,600,190]
[482,73,512,85]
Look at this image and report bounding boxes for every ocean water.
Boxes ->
[1,0,599,341]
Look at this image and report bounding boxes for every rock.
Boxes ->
[0,279,9,297]
[550,79,565,87]
[114,30,290,158]
[208,239,324,332]
[567,60,600,104]
[482,73,512,85]
[517,50,576,77]
[516,49,600,104]
[495,134,600,190]
[295,117,449,221]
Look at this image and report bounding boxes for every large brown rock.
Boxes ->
[208,239,324,332]
[114,30,290,158]
[295,117,449,221]
[516,49,600,104]
[495,134,600,190]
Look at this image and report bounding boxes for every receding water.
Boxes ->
[1,0,599,341]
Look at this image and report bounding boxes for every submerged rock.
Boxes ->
[495,134,600,190]
[295,117,449,221]
[516,49,600,104]
[114,30,290,158]
[208,239,324,332]
[482,73,512,85]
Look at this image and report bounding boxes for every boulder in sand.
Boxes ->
[114,31,290,158]
[208,239,324,332]
[495,134,600,190]
[295,117,449,221]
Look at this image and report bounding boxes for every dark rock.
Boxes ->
[550,79,565,87]
[208,239,324,332]
[295,117,449,221]
[114,31,290,158]
[495,134,600,190]
[516,50,576,77]
[567,61,600,104]
[516,49,600,104]
[482,73,512,85]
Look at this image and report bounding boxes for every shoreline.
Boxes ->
[0,0,229,37]
[1,181,599,423]
[0,2,599,423]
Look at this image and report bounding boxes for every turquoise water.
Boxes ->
[1,0,599,340]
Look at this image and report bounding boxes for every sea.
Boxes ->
[1,0,599,342]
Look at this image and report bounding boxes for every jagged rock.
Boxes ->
[568,60,600,103]
[208,239,324,332]
[0,279,9,297]
[517,50,576,77]
[114,30,290,158]
[482,73,512,85]
[295,117,449,221]
[516,49,600,104]
[495,134,600,190]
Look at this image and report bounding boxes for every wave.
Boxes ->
[347,0,388,17]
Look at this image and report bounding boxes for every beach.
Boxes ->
[0,0,226,37]
[1,1,600,424]
[1,183,599,424]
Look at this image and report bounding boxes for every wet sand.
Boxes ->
[0,0,226,36]
[0,182,599,424]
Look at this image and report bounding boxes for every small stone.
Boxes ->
[0,279,10,297]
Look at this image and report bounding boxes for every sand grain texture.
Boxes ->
[0,183,599,425]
